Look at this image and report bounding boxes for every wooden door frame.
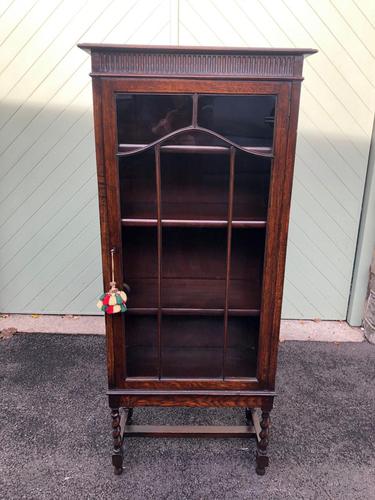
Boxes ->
[94,76,297,391]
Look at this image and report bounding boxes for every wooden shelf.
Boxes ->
[126,307,260,316]
[123,226,264,310]
[122,218,267,228]
[122,425,256,437]
[122,218,157,227]
[126,308,158,315]
[124,277,261,310]
[119,151,270,222]
[124,313,259,379]
[122,278,262,310]
[118,143,273,155]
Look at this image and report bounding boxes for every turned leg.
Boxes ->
[111,408,123,475]
[125,408,134,425]
[256,408,271,476]
[245,407,252,426]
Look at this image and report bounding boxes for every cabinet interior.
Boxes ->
[119,92,272,380]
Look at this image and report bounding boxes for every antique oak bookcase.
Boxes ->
[79,43,315,475]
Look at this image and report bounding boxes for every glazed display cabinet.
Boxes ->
[79,43,316,475]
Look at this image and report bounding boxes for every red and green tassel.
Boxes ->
[97,248,127,315]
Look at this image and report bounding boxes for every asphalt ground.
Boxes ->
[0,334,374,499]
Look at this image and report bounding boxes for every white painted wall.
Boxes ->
[0,0,374,320]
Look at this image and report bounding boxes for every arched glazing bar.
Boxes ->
[117,125,274,159]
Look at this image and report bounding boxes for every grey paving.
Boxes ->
[0,334,374,500]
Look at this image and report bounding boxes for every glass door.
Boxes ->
[116,90,276,382]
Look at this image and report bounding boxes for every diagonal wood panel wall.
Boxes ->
[179,0,375,320]
[0,0,175,315]
[0,0,374,319]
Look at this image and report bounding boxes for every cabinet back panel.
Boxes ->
[119,152,156,219]
[122,227,158,278]
[122,227,158,308]
[161,278,225,309]
[119,150,271,223]
[123,315,260,379]
[124,315,158,377]
[162,227,226,279]
[233,154,270,221]
[162,227,226,308]
[161,315,223,378]
[226,316,259,377]
[161,153,228,220]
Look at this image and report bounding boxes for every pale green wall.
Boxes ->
[0,0,374,320]
[348,118,375,326]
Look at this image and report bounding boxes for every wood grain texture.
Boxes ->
[83,47,308,80]
[86,46,311,477]
[123,424,256,437]
[110,407,123,475]
[90,47,303,401]
[101,80,126,387]
[255,408,271,475]
[92,77,116,387]
[109,392,274,409]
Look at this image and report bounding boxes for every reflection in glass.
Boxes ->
[198,95,275,147]
[116,94,192,144]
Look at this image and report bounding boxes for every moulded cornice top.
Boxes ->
[78,43,317,57]
[78,43,317,80]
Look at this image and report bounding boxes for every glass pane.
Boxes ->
[198,95,275,147]
[161,151,229,220]
[162,227,227,308]
[233,153,271,221]
[225,316,258,377]
[229,228,265,309]
[119,150,156,219]
[122,227,158,308]
[125,315,158,377]
[116,94,192,145]
[161,315,223,378]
